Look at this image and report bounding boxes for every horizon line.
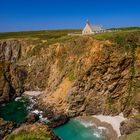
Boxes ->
[0,26,140,33]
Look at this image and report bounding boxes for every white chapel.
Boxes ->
[82,20,105,35]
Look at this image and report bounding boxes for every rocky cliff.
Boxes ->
[0,39,63,139]
[0,40,28,104]
[0,31,140,138]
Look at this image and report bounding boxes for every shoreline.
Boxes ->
[77,114,126,140]
[93,114,126,137]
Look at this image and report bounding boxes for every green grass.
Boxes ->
[109,27,140,31]
[7,133,51,140]
[68,71,76,81]
[0,29,81,39]
[8,29,81,57]
[118,129,140,140]
[0,30,81,57]
[47,34,78,45]
[6,123,52,140]
[94,30,140,45]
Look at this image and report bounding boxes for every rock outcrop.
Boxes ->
[66,48,133,117]
[0,40,27,104]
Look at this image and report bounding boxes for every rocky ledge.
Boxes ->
[0,118,16,140]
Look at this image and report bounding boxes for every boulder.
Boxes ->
[24,113,39,124]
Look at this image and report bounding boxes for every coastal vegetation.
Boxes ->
[119,129,140,140]
[0,29,81,40]
[6,123,55,140]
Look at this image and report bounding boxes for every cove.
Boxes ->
[53,119,103,140]
[0,97,28,124]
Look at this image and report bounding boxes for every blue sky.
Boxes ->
[0,0,140,32]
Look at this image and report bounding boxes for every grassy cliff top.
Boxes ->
[0,28,140,43]
[0,29,82,46]
[0,29,81,39]
[94,30,140,43]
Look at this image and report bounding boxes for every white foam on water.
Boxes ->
[42,118,49,123]
[98,126,106,131]
[39,114,49,123]
[27,97,37,111]
[93,132,101,138]
[25,94,49,124]
[32,109,40,114]
[15,97,22,101]
[29,97,36,105]
[39,114,43,119]
[76,119,102,138]
[80,120,96,128]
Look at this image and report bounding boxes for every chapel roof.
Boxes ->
[90,25,104,31]
[86,20,105,31]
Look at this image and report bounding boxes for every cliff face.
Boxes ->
[0,31,140,136]
[30,35,140,117]
[66,46,133,116]
[0,40,27,104]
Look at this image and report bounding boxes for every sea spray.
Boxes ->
[79,120,96,128]
[15,97,22,101]
[27,96,49,123]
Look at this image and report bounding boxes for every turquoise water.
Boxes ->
[0,98,28,124]
[53,119,103,140]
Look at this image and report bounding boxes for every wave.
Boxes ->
[80,120,96,128]
[93,132,101,138]
[75,119,106,139]
[15,97,22,101]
